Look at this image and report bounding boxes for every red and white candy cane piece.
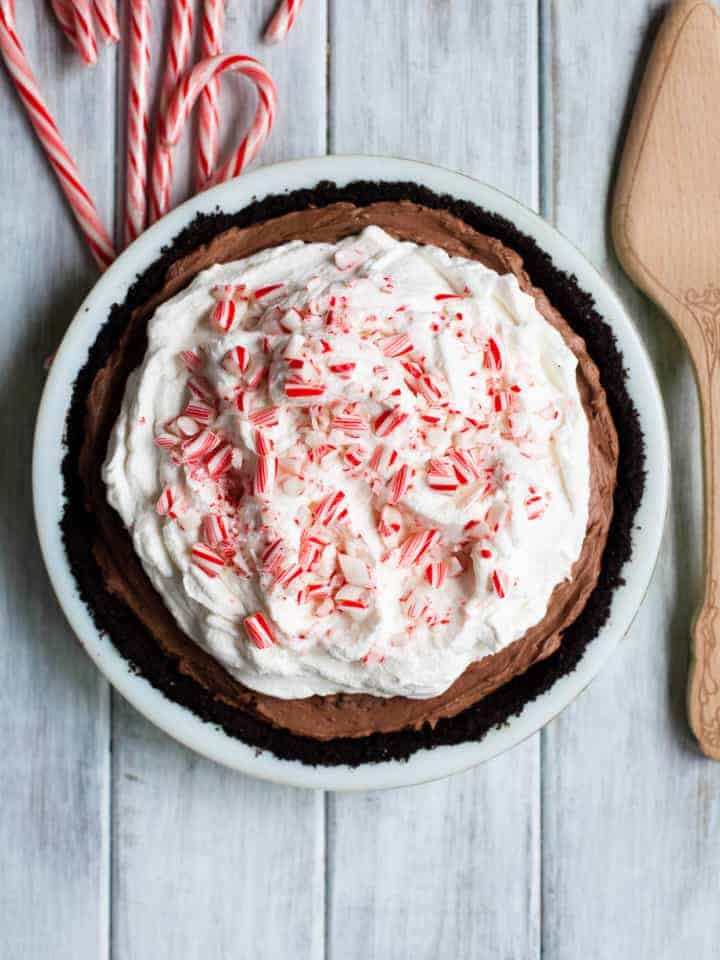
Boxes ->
[244,358,268,390]
[248,405,280,429]
[70,0,98,65]
[369,444,399,475]
[388,464,415,505]
[254,430,275,456]
[0,4,115,268]
[180,348,204,371]
[282,333,305,366]
[377,504,403,541]
[425,561,447,589]
[154,431,180,449]
[196,0,226,189]
[304,533,332,568]
[427,460,459,493]
[483,337,503,371]
[493,390,510,413]
[191,542,225,577]
[182,428,220,462]
[343,445,367,469]
[202,514,229,548]
[334,585,369,614]
[308,444,336,465]
[253,454,277,498]
[262,539,286,574]
[525,489,549,520]
[223,345,250,374]
[273,562,303,590]
[285,376,326,400]
[125,0,152,245]
[398,529,440,566]
[491,569,508,599]
[417,373,447,404]
[253,283,285,301]
[485,501,509,535]
[210,299,238,333]
[264,0,304,44]
[374,407,408,438]
[244,612,275,649]
[305,581,332,600]
[206,442,233,479]
[380,333,414,358]
[434,290,468,303]
[184,398,214,423]
[156,484,182,517]
[152,54,277,222]
[447,448,480,485]
[331,414,367,436]
[328,361,356,376]
[92,0,120,44]
[313,491,348,526]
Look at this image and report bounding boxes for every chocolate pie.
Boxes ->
[62,181,644,766]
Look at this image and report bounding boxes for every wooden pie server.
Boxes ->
[612,0,720,758]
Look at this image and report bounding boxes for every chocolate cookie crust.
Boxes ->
[62,180,645,766]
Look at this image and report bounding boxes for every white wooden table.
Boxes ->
[2,2,720,957]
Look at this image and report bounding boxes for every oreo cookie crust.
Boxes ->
[61,180,645,766]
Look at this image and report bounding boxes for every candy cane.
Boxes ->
[50,0,81,56]
[92,0,119,45]
[125,0,152,244]
[151,54,277,222]
[264,0,304,44]
[196,0,226,190]
[69,0,98,65]
[149,0,194,225]
[0,3,115,268]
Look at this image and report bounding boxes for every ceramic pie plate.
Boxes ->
[32,156,669,791]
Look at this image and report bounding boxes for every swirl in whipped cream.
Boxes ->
[103,226,590,699]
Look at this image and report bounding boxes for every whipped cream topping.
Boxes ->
[103,226,590,699]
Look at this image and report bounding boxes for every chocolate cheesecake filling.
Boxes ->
[76,200,618,741]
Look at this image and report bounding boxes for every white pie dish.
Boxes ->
[33,155,669,791]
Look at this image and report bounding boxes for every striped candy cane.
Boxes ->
[195,0,226,190]
[0,1,114,268]
[151,54,277,222]
[125,0,152,244]
[264,0,304,44]
[148,0,194,225]
[50,0,81,55]
[69,0,98,65]
[92,0,119,45]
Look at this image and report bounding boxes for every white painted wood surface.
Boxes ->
[0,4,113,957]
[2,1,720,958]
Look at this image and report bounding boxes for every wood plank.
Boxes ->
[112,700,325,960]
[110,4,328,958]
[541,1,720,956]
[327,3,541,958]
[0,5,115,958]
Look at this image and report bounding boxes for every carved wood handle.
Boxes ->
[683,288,720,759]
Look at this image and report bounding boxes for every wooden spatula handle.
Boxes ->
[681,289,720,759]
